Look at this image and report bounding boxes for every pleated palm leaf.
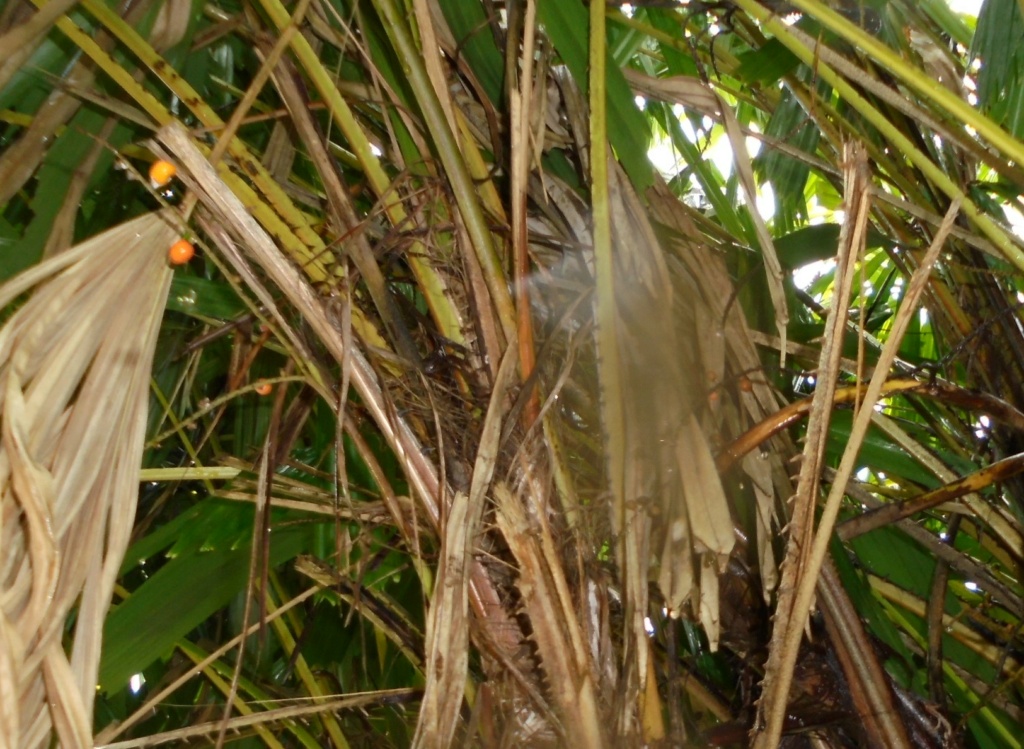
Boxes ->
[0,213,177,748]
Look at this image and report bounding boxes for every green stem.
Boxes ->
[371,0,517,343]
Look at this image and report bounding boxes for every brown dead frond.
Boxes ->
[0,211,177,748]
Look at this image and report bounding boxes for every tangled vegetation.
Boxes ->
[0,0,1022,746]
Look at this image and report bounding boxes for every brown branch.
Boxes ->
[818,558,910,749]
[838,452,1024,541]
[718,378,1024,474]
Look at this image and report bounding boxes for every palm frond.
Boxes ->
[0,212,176,747]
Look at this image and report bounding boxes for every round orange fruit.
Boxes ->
[168,239,194,265]
[149,160,177,187]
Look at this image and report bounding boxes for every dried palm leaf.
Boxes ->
[605,165,735,651]
[646,181,789,603]
[0,211,176,749]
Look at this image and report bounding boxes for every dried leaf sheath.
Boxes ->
[0,212,175,749]
[608,165,735,644]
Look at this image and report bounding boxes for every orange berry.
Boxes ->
[738,375,753,392]
[255,382,273,396]
[149,159,177,187]
[168,239,194,265]
[708,389,720,404]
